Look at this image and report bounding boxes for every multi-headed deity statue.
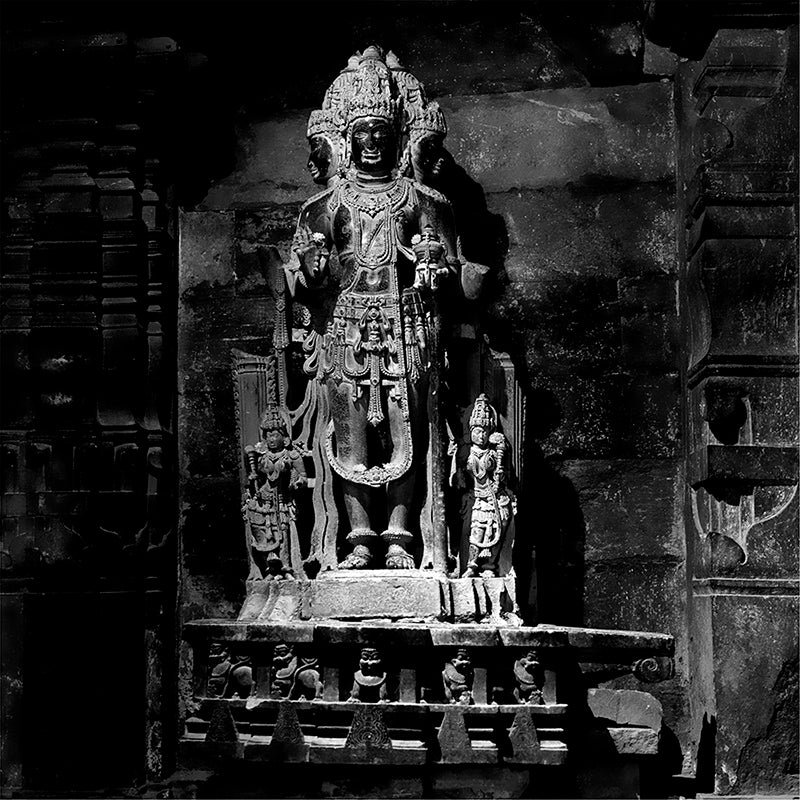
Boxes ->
[286,45,480,571]
[459,394,517,578]
[242,404,307,580]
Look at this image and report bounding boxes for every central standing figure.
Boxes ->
[288,46,463,570]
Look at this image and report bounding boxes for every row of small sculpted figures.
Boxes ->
[207,644,546,706]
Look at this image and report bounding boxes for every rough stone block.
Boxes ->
[606,727,659,755]
[587,688,663,731]
[308,573,446,620]
[449,578,479,622]
[256,580,303,622]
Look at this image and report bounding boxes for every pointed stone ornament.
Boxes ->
[205,701,238,743]
[345,705,392,749]
[269,701,308,761]
[507,707,541,763]
[437,706,473,763]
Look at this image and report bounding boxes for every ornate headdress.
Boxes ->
[469,394,497,431]
[260,402,289,436]
[407,100,447,142]
[340,46,401,130]
[313,45,447,171]
[306,108,337,139]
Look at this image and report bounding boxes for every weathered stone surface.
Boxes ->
[178,211,235,291]
[431,766,530,799]
[561,459,684,563]
[491,184,676,284]
[309,573,446,620]
[442,84,675,192]
[705,594,799,795]
[506,707,541,762]
[583,560,684,637]
[528,373,681,459]
[587,688,663,731]
[437,707,473,763]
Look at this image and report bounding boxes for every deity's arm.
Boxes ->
[286,189,335,295]
[415,184,459,274]
[289,449,308,488]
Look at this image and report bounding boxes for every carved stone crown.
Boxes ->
[260,403,288,435]
[341,46,401,130]
[408,100,447,141]
[307,109,337,139]
[469,394,497,431]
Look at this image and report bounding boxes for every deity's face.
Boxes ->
[471,425,489,447]
[412,133,448,182]
[522,650,539,667]
[264,428,284,451]
[307,134,335,184]
[351,117,397,176]
[453,650,471,671]
[359,648,383,675]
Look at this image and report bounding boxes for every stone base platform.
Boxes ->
[181,620,674,788]
[237,572,520,624]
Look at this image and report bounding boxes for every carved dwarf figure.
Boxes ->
[270,643,323,700]
[442,648,474,705]
[287,45,478,571]
[460,394,517,578]
[513,650,545,706]
[243,404,307,580]
[348,647,390,703]
[208,643,253,699]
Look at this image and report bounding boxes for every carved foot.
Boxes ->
[385,543,414,569]
[461,564,479,578]
[382,529,414,569]
[338,544,373,570]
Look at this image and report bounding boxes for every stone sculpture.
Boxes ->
[242,403,307,581]
[348,647,390,703]
[270,643,323,700]
[207,643,253,699]
[459,394,517,577]
[286,45,483,572]
[513,650,545,706]
[442,648,474,705]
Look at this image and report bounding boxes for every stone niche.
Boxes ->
[177,41,680,799]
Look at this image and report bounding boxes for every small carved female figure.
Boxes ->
[243,404,307,580]
[460,394,517,578]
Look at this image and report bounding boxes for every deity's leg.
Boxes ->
[382,385,421,569]
[328,382,377,569]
